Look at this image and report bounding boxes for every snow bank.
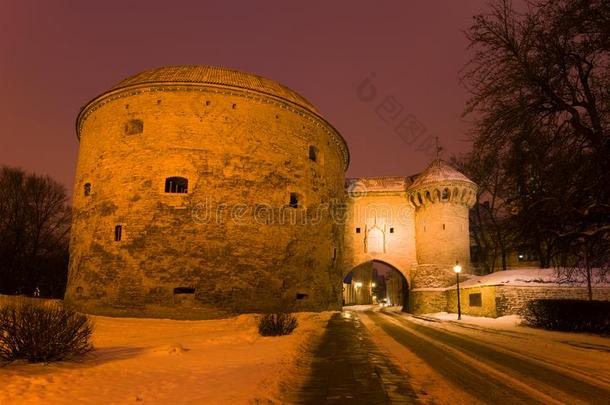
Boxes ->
[420,311,522,328]
[461,268,609,288]
[413,268,610,291]
[0,311,332,404]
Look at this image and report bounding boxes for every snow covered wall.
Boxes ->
[412,269,610,317]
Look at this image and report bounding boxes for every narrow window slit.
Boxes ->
[114,225,122,241]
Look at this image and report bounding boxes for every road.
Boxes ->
[356,308,610,405]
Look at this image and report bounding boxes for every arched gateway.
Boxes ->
[343,260,409,309]
[342,161,477,313]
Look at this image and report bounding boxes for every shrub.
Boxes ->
[0,302,94,363]
[258,312,298,336]
[521,299,610,334]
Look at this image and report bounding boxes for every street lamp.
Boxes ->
[453,262,462,320]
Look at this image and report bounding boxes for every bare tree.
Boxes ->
[0,167,71,297]
[462,0,610,271]
[554,231,610,300]
[453,152,516,273]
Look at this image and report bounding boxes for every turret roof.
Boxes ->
[408,159,475,189]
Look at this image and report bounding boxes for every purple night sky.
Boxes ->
[0,0,489,197]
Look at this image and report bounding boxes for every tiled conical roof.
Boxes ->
[110,65,318,114]
[409,159,475,189]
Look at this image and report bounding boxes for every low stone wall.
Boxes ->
[410,285,610,317]
[409,290,446,314]
[446,285,498,318]
[494,286,610,317]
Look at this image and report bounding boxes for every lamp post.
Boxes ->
[453,262,462,320]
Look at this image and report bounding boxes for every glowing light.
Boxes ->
[453,263,462,273]
[371,282,376,287]
[355,282,363,288]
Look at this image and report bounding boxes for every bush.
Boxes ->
[258,312,298,336]
[0,303,94,363]
[521,299,610,334]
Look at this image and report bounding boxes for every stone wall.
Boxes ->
[409,290,446,314]
[414,203,471,273]
[412,285,610,317]
[65,71,349,319]
[445,285,498,318]
[66,67,481,320]
[494,286,610,317]
[342,181,417,282]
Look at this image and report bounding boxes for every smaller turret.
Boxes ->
[407,159,477,288]
[407,159,477,209]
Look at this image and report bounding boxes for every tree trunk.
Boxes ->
[585,248,593,301]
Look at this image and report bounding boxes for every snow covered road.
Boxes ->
[357,308,610,405]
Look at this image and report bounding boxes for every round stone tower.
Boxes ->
[407,159,477,289]
[65,65,350,319]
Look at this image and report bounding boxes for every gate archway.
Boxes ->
[342,260,409,311]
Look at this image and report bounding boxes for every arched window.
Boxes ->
[165,177,188,193]
[442,188,450,200]
[84,183,91,197]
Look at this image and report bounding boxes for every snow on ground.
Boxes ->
[349,305,610,393]
[0,311,332,404]
[342,304,378,312]
[420,311,522,328]
[347,305,521,329]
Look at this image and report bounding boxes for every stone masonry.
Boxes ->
[65,65,477,318]
[65,66,349,318]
